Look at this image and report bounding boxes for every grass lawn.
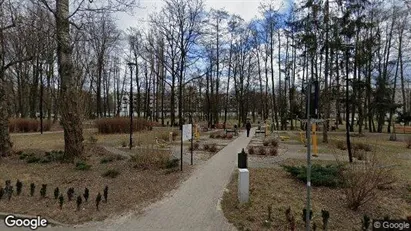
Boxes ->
[222,133,411,231]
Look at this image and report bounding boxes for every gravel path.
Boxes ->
[0,129,255,231]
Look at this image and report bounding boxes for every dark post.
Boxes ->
[39,64,44,134]
[128,62,136,150]
[237,148,247,168]
[306,81,312,231]
[180,123,183,171]
[190,114,193,165]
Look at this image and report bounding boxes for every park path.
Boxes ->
[0,128,255,231]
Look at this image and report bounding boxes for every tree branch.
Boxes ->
[4,56,33,71]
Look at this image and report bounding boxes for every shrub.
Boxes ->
[102,169,120,178]
[263,140,270,146]
[81,188,89,202]
[40,184,47,198]
[353,142,372,152]
[16,180,22,196]
[335,140,347,150]
[341,155,396,210]
[76,195,82,211]
[58,194,64,209]
[103,186,108,203]
[203,144,210,151]
[165,158,179,169]
[96,193,102,210]
[26,156,41,163]
[121,140,128,147]
[8,119,52,133]
[220,133,227,139]
[209,143,218,152]
[209,133,215,139]
[54,187,59,199]
[283,164,344,187]
[100,157,114,164]
[226,134,233,139]
[131,148,171,170]
[248,146,255,155]
[67,188,75,201]
[258,147,267,155]
[30,183,35,196]
[406,138,411,149]
[75,161,91,171]
[193,142,199,150]
[268,147,278,156]
[215,134,221,139]
[95,118,153,134]
[271,139,279,147]
[0,188,3,200]
[353,149,367,161]
[87,135,98,144]
[43,150,64,163]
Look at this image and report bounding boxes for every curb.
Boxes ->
[0,212,67,227]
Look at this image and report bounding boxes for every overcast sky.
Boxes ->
[115,0,286,31]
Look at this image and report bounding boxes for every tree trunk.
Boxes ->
[56,0,84,162]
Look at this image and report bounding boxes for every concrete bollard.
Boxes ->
[238,168,249,204]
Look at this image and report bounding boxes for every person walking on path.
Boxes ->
[246,120,251,137]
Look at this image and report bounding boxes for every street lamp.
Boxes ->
[127,62,137,150]
[39,63,44,134]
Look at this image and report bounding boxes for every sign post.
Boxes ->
[181,124,192,171]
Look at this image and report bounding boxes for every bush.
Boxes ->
[353,142,372,152]
[87,135,98,144]
[268,147,278,156]
[102,169,120,178]
[26,156,41,163]
[263,140,270,146]
[131,148,171,169]
[75,161,91,171]
[258,147,267,155]
[353,149,367,161]
[203,144,210,151]
[341,155,396,210]
[283,164,344,188]
[95,118,153,134]
[226,134,233,139]
[8,119,52,133]
[193,142,199,150]
[100,156,115,164]
[220,133,227,139]
[209,143,218,152]
[209,133,215,139]
[248,146,255,155]
[406,138,411,149]
[165,158,179,169]
[271,139,279,147]
[335,140,347,150]
[43,150,64,163]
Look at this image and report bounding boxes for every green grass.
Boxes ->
[282,164,344,188]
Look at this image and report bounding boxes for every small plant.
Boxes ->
[193,142,199,150]
[121,140,127,147]
[271,139,279,147]
[209,143,217,152]
[16,180,22,196]
[165,158,179,169]
[226,134,233,139]
[263,140,270,146]
[58,194,64,209]
[40,184,47,198]
[268,147,278,156]
[209,133,215,139]
[30,183,35,196]
[102,169,120,178]
[67,188,75,201]
[26,156,41,163]
[361,214,371,231]
[54,187,59,199]
[220,133,227,139]
[336,140,347,150]
[76,195,82,211]
[258,147,266,155]
[100,157,114,164]
[203,144,210,150]
[103,186,108,203]
[83,188,89,202]
[0,188,4,200]
[88,135,98,144]
[96,193,102,210]
[248,146,255,155]
[6,186,13,200]
[285,207,296,231]
[321,209,330,231]
[75,161,91,171]
[406,138,411,149]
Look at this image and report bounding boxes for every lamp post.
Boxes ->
[39,63,44,134]
[128,62,137,150]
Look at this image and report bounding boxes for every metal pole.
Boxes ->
[39,64,44,135]
[306,81,312,231]
[190,115,193,165]
[181,123,183,171]
[129,64,134,150]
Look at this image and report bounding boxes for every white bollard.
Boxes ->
[238,168,249,204]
